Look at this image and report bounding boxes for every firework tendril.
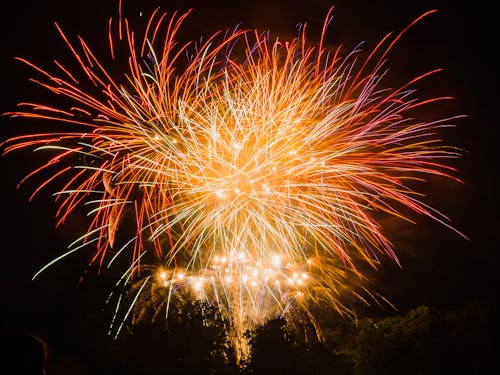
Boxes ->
[2,3,464,363]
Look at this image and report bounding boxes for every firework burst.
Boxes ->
[2,3,463,364]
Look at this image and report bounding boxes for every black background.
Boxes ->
[0,0,497,372]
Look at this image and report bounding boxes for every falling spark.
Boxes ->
[2,3,464,364]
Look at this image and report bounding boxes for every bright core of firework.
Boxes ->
[2,4,463,362]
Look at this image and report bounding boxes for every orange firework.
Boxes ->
[2,3,464,364]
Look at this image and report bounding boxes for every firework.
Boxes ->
[2,3,463,364]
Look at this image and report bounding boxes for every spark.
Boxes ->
[2,4,464,365]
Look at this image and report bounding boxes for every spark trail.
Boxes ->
[2,4,464,364]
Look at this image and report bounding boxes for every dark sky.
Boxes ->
[0,0,497,358]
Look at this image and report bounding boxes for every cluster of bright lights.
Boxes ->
[156,253,310,298]
[2,4,463,363]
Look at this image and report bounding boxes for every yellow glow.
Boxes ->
[193,278,204,291]
[5,4,462,365]
[271,254,281,267]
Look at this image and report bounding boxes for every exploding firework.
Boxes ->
[2,3,463,364]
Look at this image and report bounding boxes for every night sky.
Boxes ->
[0,0,497,372]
